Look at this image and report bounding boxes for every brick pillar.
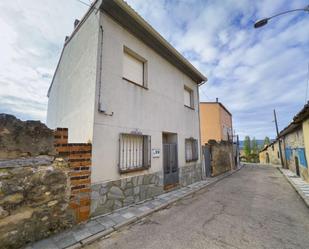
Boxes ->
[54,128,91,223]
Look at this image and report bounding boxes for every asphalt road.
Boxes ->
[85,164,309,249]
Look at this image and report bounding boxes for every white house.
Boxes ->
[47,0,207,216]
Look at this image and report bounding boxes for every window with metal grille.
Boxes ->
[119,133,151,173]
[185,138,198,162]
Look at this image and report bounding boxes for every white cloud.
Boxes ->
[0,0,308,140]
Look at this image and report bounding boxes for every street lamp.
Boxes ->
[254,5,309,28]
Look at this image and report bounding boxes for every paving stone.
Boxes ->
[72,226,92,241]
[85,220,106,234]
[138,206,151,212]
[110,214,127,224]
[122,212,135,219]
[52,231,77,248]
[96,216,116,228]
[32,239,58,249]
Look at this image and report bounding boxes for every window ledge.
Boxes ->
[119,165,150,174]
[186,159,198,163]
[123,77,148,90]
[184,105,195,110]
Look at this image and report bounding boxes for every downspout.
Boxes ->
[97,21,113,116]
[198,80,207,179]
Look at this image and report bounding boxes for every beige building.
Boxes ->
[260,102,309,183]
[259,140,281,165]
[279,102,309,182]
[200,101,233,144]
[46,0,207,216]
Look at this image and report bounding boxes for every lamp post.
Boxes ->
[254,5,309,28]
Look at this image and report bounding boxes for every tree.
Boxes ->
[263,136,271,147]
[252,137,258,154]
[243,136,251,157]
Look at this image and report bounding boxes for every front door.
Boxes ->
[295,156,300,176]
[163,143,179,187]
[203,145,212,177]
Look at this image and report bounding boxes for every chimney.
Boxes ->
[216,98,219,103]
[65,36,69,42]
[74,19,80,28]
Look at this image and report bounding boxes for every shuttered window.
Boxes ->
[184,87,193,108]
[119,133,151,173]
[123,50,144,86]
[185,138,198,162]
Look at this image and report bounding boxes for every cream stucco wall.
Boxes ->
[259,141,281,165]
[302,118,309,180]
[91,13,201,183]
[46,10,99,143]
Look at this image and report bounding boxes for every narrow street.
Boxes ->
[85,164,309,249]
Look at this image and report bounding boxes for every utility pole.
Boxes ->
[274,109,284,167]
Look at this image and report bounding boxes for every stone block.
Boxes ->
[108,186,124,200]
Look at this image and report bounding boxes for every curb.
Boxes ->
[277,167,309,208]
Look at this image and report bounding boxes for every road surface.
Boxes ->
[85,164,309,249]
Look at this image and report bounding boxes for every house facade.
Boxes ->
[47,0,207,216]
[259,140,281,165]
[279,102,309,182]
[200,101,233,144]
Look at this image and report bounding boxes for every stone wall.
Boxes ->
[91,163,203,217]
[179,163,203,187]
[0,114,56,159]
[91,171,164,217]
[0,115,92,248]
[0,156,74,249]
[208,140,233,176]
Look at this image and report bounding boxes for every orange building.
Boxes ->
[200,101,233,145]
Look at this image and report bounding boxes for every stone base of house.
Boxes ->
[90,163,203,217]
[179,163,203,187]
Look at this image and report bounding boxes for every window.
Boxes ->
[123,47,146,87]
[184,87,194,108]
[185,138,198,162]
[119,133,151,173]
[277,151,280,159]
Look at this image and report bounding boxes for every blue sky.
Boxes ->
[0,0,308,139]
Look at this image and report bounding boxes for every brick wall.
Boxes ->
[54,128,92,222]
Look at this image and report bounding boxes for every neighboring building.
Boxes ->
[47,0,207,216]
[200,101,237,176]
[279,102,309,182]
[259,140,281,165]
[259,102,309,183]
[200,100,233,144]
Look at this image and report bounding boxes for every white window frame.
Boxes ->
[185,138,198,162]
[123,47,147,88]
[119,133,151,173]
[184,86,194,109]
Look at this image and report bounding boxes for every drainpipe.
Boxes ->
[97,23,113,116]
[198,80,207,179]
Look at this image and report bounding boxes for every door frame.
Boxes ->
[162,132,179,189]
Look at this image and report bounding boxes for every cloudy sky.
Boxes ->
[0,0,308,139]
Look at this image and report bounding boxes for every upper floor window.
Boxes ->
[184,86,194,108]
[123,47,147,88]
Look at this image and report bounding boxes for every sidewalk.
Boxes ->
[277,167,309,208]
[26,167,242,249]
